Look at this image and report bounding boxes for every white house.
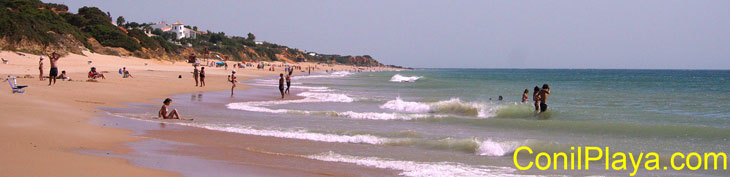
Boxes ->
[255,41,264,45]
[149,21,196,39]
[171,22,196,40]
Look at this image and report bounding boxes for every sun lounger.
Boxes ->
[6,77,27,93]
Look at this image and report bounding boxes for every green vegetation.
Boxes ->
[0,0,383,66]
[0,0,90,50]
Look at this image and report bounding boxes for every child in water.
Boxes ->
[522,89,529,103]
[533,86,541,111]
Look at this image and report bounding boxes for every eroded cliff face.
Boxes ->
[0,33,84,56]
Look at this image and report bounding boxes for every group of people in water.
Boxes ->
[522,84,551,112]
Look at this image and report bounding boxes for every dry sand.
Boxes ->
[0,51,398,176]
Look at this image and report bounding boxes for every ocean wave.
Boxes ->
[390,74,423,82]
[227,91,354,111]
[107,112,543,157]
[185,123,388,144]
[380,97,537,118]
[295,71,353,79]
[306,151,540,177]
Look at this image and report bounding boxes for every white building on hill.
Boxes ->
[149,21,196,39]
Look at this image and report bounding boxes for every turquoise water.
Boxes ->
[109,69,730,176]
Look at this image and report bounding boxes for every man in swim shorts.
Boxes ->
[48,52,61,86]
[279,73,285,99]
[538,84,551,112]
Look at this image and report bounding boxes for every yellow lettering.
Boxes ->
[628,153,643,176]
[671,153,685,170]
[644,152,659,170]
[536,153,551,170]
[514,146,533,170]
[703,152,727,170]
[585,147,602,170]
[686,152,702,170]
[553,152,568,170]
[612,152,627,170]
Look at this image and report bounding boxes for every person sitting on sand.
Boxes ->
[199,67,206,87]
[158,98,188,120]
[533,86,541,111]
[538,84,551,113]
[279,73,285,99]
[122,67,133,78]
[522,89,529,103]
[88,67,106,79]
[228,70,237,96]
[56,70,70,80]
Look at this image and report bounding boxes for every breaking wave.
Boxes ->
[380,97,537,118]
[390,74,423,82]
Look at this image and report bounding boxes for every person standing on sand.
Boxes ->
[228,70,237,96]
[522,89,529,103]
[38,56,44,81]
[533,86,541,111]
[48,52,61,86]
[279,73,285,99]
[193,65,200,86]
[199,67,206,87]
[538,84,551,113]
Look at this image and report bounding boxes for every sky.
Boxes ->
[47,0,730,69]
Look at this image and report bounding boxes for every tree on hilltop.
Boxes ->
[247,32,255,41]
[116,16,125,26]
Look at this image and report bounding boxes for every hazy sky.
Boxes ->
[48,0,730,69]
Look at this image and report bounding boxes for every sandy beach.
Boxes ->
[0,51,398,176]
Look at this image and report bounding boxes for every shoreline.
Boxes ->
[0,50,400,176]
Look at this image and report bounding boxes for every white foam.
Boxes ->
[380,97,499,118]
[177,123,389,144]
[477,139,526,157]
[390,74,423,82]
[306,151,541,177]
[380,97,431,113]
[227,91,354,113]
[337,111,434,120]
[295,71,353,79]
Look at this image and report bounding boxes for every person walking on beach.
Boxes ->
[533,86,541,111]
[228,70,237,96]
[48,52,61,86]
[199,67,206,87]
[279,73,285,99]
[538,84,551,113]
[39,56,44,81]
[193,65,200,86]
[522,89,529,103]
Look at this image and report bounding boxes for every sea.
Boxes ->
[105,69,730,177]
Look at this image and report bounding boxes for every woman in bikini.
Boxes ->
[158,98,191,120]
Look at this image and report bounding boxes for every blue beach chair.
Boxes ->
[6,76,27,93]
